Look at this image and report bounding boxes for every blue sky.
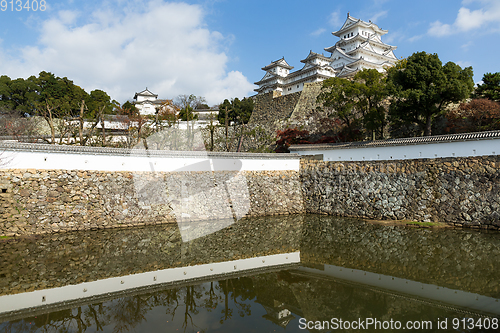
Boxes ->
[0,0,499,105]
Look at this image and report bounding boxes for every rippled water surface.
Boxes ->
[0,214,499,332]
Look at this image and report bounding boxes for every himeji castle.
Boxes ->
[254,13,397,96]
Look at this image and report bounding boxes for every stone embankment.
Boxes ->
[242,82,326,152]
[0,169,304,237]
[2,151,500,236]
[301,156,500,229]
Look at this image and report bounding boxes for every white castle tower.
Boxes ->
[326,12,398,77]
[254,13,397,96]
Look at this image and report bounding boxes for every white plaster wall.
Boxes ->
[141,103,156,115]
[1,150,300,172]
[291,139,500,161]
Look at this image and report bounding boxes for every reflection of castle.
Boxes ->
[255,13,397,96]
[261,300,295,329]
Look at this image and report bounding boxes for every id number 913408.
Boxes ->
[1,0,46,11]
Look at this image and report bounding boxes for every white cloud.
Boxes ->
[455,60,472,68]
[428,0,500,36]
[461,40,474,50]
[310,28,326,36]
[329,11,342,27]
[370,10,388,23]
[0,1,254,105]
[57,10,79,25]
[407,34,424,42]
[428,21,454,37]
[383,30,404,44]
[455,7,487,31]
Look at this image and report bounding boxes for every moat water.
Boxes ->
[0,214,499,332]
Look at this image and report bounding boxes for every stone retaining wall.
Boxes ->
[244,82,334,152]
[243,90,303,152]
[248,90,301,126]
[301,156,500,229]
[2,154,500,236]
[0,169,304,237]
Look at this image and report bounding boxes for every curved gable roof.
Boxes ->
[262,57,294,71]
[329,47,357,61]
[332,13,388,37]
[134,88,158,100]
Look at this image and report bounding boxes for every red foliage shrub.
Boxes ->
[275,128,310,153]
[446,99,500,133]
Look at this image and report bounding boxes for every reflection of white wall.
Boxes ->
[298,265,500,316]
[0,252,300,314]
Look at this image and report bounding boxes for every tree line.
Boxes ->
[0,71,257,149]
[0,71,121,145]
[276,51,500,152]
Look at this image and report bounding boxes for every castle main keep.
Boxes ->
[254,13,398,96]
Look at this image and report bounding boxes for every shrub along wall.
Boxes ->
[301,155,500,229]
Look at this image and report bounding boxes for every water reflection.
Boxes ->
[0,214,499,332]
[301,215,500,298]
[0,215,302,297]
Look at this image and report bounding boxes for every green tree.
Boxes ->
[0,75,11,110]
[121,101,139,116]
[31,72,76,143]
[353,69,388,140]
[87,90,114,146]
[316,77,364,140]
[87,90,113,116]
[218,99,232,124]
[179,105,199,121]
[195,103,210,109]
[217,97,254,151]
[217,97,253,125]
[387,52,474,136]
[0,75,38,116]
[474,72,500,101]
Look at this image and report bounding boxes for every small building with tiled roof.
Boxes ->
[133,88,164,115]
